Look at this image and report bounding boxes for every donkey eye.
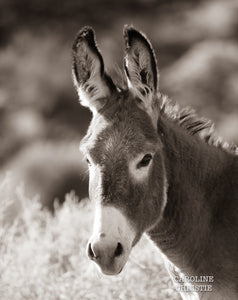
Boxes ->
[137,154,153,168]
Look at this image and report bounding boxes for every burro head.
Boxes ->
[72,26,167,275]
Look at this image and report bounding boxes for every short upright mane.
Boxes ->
[110,65,238,156]
[159,94,238,156]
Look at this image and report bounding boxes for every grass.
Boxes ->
[0,175,181,300]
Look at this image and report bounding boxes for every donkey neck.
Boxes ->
[148,115,236,278]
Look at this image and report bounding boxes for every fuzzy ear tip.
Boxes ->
[123,24,138,41]
[123,24,149,49]
[72,26,95,52]
[123,24,134,34]
[78,26,95,38]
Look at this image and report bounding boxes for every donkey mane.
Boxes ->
[159,94,238,156]
[112,67,238,156]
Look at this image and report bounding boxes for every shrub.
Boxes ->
[0,175,180,300]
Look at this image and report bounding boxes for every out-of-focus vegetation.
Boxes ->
[0,0,238,204]
[0,175,180,299]
[0,1,237,299]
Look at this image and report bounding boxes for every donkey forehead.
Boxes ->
[81,101,159,161]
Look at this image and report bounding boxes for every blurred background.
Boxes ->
[1,0,238,208]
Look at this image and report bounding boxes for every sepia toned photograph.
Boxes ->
[0,1,238,299]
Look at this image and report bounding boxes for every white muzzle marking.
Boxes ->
[88,205,136,275]
[92,205,136,250]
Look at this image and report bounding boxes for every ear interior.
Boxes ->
[124,26,158,101]
[72,27,114,113]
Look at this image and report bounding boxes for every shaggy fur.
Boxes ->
[159,94,238,156]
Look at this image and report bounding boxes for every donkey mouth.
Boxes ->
[91,248,129,276]
[96,259,126,276]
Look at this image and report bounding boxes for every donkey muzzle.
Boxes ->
[87,206,136,275]
[87,234,125,275]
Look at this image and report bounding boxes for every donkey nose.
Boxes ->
[87,237,123,262]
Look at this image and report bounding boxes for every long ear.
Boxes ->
[123,26,159,120]
[72,26,115,114]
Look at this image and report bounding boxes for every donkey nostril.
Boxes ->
[114,242,123,257]
[87,243,96,259]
